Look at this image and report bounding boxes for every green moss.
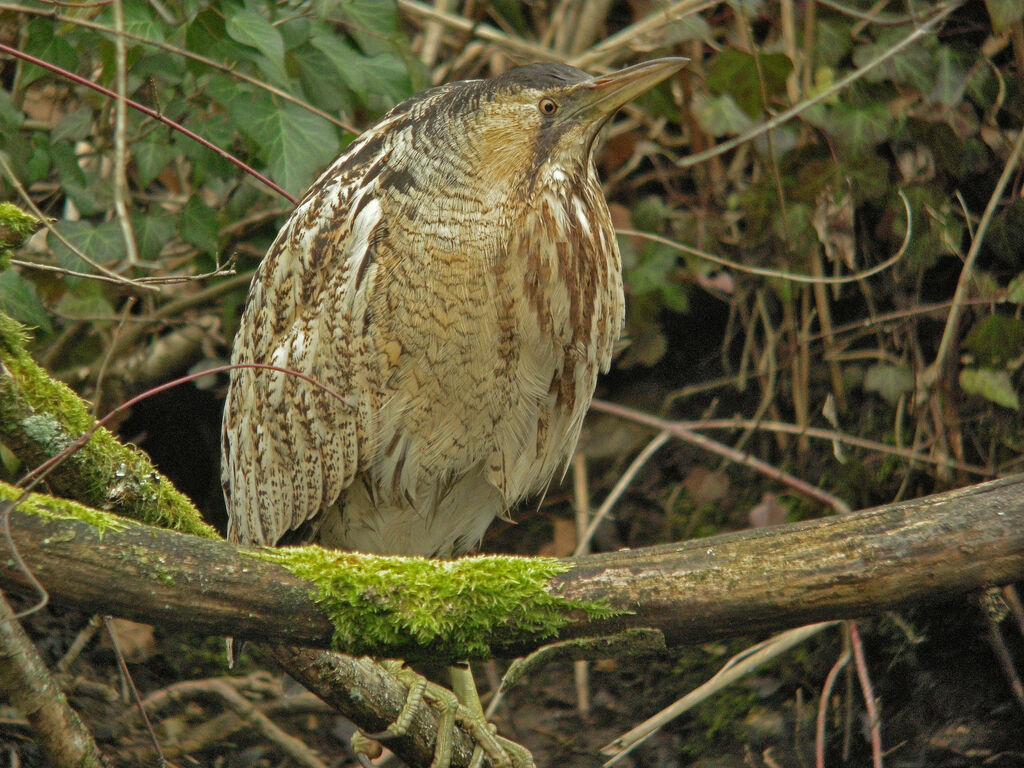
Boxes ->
[0,312,217,539]
[256,547,617,662]
[0,480,133,537]
[0,203,41,271]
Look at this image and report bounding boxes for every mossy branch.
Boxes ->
[3,474,1024,660]
[0,312,215,538]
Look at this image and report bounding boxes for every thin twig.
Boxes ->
[924,117,1024,387]
[848,621,883,768]
[589,401,852,513]
[54,615,104,675]
[570,0,716,69]
[91,297,136,418]
[616,190,911,286]
[0,41,296,204]
[0,155,157,291]
[815,625,852,768]
[0,2,359,133]
[0,589,105,768]
[601,623,840,766]
[104,616,167,768]
[571,452,592,717]
[399,0,562,63]
[591,403,992,477]
[111,0,138,265]
[575,431,672,555]
[679,3,961,168]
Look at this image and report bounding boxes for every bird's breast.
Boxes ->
[364,169,624,509]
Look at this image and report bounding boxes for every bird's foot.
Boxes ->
[350,661,534,768]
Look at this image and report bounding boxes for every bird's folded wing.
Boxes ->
[222,162,385,547]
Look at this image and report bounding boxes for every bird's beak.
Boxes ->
[562,57,688,127]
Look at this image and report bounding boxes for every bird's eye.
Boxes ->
[538,98,558,115]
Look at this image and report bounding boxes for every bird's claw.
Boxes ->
[350,662,535,768]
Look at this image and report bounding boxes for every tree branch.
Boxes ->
[2,474,1022,658]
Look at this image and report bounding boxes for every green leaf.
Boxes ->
[986,0,1024,33]
[333,0,403,55]
[706,50,792,117]
[51,221,127,275]
[185,8,229,74]
[311,33,411,113]
[632,197,669,233]
[232,94,340,197]
[804,102,894,155]
[55,282,115,322]
[52,106,94,143]
[133,136,174,188]
[120,2,166,43]
[959,368,1020,410]
[294,45,354,114]
[852,29,932,89]
[25,133,53,185]
[226,9,287,80]
[21,19,80,89]
[132,213,176,262]
[963,315,1024,367]
[929,46,968,106]
[690,93,755,137]
[178,195,220,255]
[813,19,853,68]
[0,89,24,128]
[0,270,52,333]
[1006,273,1024,305]
[863,363,915,406]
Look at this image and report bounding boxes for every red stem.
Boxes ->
[17,363,352,491]
[0,41,297,204]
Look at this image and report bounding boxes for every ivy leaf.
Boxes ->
[0,89,22,128]
[0,270,51,333]
[21,19,79,89]
[233,94,339,197]
[226,9,287,82]
[986,0,1024,33]
[333,0,403,55]
[133,136,174,188]
[959,368,1020,410]
[1006,273,1024,305]
[804,102,894,155]
[119,2,166,43]
[311,33,411,113]
[52,106,95,143]
[55,282,114,322]
[929,46,968,106]
[178,195,220,256]
[691,92,755,137]
[864,363,915,406]
[852,29,932,89]
[50,220,126,276]
[706,50,792,117]
[963,315,1024,367]
[132,213,176,262]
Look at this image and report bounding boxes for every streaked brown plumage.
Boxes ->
[222,59,685,556]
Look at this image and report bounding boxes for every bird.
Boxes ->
[221,57,686,765]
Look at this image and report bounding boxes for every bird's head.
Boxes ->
[455,58,687,189]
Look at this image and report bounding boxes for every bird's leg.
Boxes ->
[448,662,536,768]
[449,662,483,717]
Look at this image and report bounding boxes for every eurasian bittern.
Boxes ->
[222,57,686,766]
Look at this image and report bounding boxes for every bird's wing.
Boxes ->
[222,136,392,547]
